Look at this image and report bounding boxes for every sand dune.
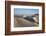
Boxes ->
[14,17,39,27]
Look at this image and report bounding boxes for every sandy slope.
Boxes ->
[14,17,38,27]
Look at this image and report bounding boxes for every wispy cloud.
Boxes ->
[14,8,39,15]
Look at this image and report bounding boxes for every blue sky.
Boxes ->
[14,8,39,15]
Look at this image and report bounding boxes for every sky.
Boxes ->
[14,8,39,16]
